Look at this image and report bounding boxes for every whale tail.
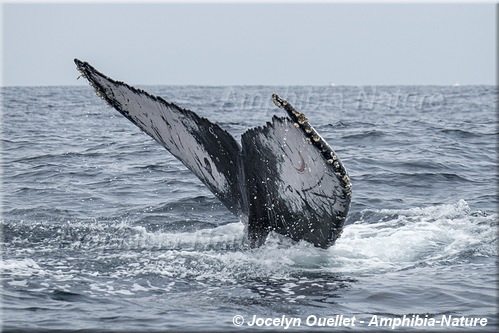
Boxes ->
[75,59,351,248]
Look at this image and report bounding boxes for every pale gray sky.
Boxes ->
[1,2,496,86]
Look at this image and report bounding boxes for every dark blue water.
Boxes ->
[1,85,497,331]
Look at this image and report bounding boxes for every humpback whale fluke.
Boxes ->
[75,59,351,248]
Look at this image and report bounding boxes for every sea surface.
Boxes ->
[1,85,497,331]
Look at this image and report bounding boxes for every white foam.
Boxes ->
[328,200,497,273]
[87,200,497,282]
[120,222,247,251]
[145,199,497,279]
[7,279,28,287]
[3,200,495,296]
[0,258,42,276]
[131,283,148,292]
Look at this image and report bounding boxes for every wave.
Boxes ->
[440,128,482,139]
[2,200,496,286]
[342,129,385,140]
[333,200,497,273]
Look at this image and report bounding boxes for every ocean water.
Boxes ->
[1,85,497,331]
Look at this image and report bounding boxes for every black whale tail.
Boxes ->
[75,58,352,248]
